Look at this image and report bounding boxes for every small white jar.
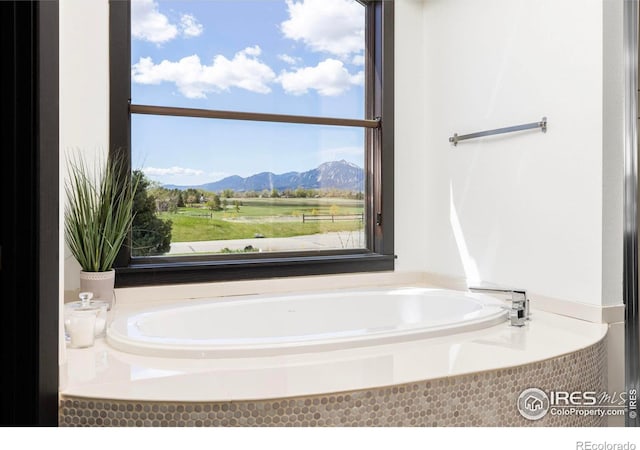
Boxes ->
[64,292,109,344]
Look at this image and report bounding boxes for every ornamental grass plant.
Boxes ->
[64,152,138,272]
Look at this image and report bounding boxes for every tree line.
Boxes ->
[147,185,365,211]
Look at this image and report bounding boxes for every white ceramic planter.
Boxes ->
[80,269,115,310]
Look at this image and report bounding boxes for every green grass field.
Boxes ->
[159,197,364,242]
[237,197,362,216]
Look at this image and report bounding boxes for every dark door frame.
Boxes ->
[624,0,640,428]
[0,0,59,426]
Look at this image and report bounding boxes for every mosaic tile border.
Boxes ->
[60,337,607,427]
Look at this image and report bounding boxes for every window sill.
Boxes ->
[115,253,395,287]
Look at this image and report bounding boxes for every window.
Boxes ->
[110,0,394,286]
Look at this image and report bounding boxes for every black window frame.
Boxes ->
[109,0,394,287]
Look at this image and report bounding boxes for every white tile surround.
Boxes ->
[61,273,609,403]
[60,338,607,427]
[96,271,624,325]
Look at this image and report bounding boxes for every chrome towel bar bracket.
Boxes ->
[449,117,547,146]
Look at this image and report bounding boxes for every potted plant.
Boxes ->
[64,152,137,309]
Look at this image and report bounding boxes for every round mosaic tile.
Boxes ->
[60,337,606,427]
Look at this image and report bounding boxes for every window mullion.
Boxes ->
[130,104,380,129]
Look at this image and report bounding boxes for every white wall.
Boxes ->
[59,0,624,308]
[419,0,623,306]
[602,0,624,307]
[394,0,430,272]
[60,0,110,292]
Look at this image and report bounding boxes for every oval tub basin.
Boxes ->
[107,287,508,358]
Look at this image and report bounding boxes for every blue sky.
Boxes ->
[131,0,366,186]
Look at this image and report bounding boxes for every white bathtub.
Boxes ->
[106,287,508,358]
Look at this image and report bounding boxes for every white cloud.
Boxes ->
[279,59,363,96]
[278,54,301,65]
[131,0,178,44]
[242,46,262,57]
[132,46,276,98]
[351,54,365,66]
[281,0,364,58]
[132,0,204,43]
[180,14,203,38]
[143,166,204,177]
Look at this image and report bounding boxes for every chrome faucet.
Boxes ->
[468,286,529,327]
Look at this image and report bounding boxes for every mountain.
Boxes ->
[165,160,364,193]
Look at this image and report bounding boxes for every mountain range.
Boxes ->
[164,160,364,193]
